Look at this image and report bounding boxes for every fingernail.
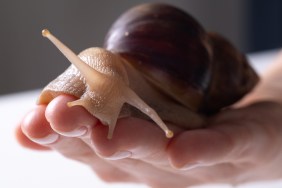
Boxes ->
[31,133,59,145]
[104,151,132,160]
[58,126,88,137]
[179,162,203,171]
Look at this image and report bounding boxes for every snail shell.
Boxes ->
[38,3,258,139]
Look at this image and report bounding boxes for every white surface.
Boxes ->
[1,50,282,188]
[248,49,280,75]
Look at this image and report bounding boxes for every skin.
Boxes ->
[15,51,282,188]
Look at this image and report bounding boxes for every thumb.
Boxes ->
[168,102,281,170]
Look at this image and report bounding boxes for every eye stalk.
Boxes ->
[42,29,50,37]
[41,28,104,86]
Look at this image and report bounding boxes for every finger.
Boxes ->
[20,104,100,163]
[45,94,98,137]
[15,121,50,151]
[20,103,137,183]
[21,105,60,146]
[90,117,181,165]
[45,94,180,165]
[44,95,141,183]
[44,94,102,157]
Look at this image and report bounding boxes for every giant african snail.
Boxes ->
[38,3,258,139]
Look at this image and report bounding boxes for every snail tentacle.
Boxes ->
[105,110,120,139]
[67,99,85,107]
[42,29,104,82]
[124,88,174,138]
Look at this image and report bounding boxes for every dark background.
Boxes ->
[0,0,281,95]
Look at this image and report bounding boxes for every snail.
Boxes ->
[38,3,258,139]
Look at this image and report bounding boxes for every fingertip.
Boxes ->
[16,120,51,151]
[20,105,62,146]
[45,94,97,136]
[21,106,52,138]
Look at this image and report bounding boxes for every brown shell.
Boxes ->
[104,3,258,114]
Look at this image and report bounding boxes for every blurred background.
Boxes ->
[0,0,281,95]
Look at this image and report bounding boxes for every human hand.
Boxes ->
[16,93,282,188]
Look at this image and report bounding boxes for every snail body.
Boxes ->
[38,3,258,139]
